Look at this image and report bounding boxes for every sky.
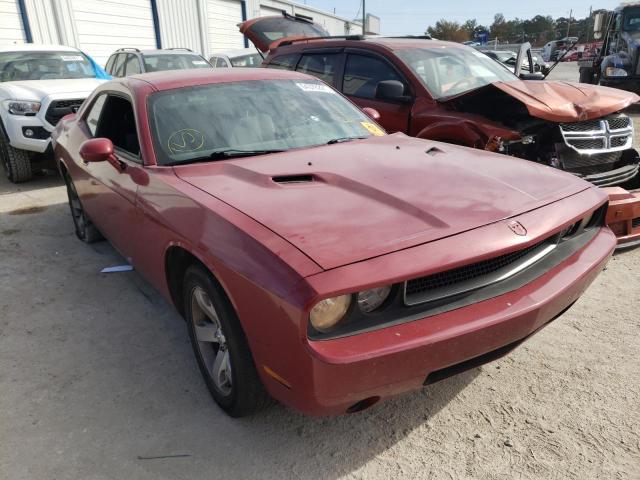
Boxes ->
[300,0,621,35]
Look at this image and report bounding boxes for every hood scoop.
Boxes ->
[272,174,316,184]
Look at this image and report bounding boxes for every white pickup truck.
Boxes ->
[0,45,106,182]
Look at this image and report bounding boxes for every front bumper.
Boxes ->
[604,186,640,249]
[3,114,52,153]
[583,162,640,187]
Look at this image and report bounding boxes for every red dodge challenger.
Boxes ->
[52,69,615,417]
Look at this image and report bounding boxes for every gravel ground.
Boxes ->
[1,62,639,480]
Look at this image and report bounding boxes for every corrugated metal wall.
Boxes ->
[7,0,359,62]
[157,0,203,53]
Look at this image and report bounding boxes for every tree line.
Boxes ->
[426,13,597,46]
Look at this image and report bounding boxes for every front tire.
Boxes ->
[183,265,269,417]
[0,131,32,183]
[63,173,103,243]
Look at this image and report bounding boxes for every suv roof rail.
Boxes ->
[382,35,432,40]
[115,47,141,52]
[279,35,365,47]
[167,47,194,52]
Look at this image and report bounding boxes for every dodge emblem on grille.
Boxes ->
[508,220,527,236]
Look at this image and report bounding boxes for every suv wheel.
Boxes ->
[0,131,32,183]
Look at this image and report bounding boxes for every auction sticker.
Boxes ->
[192,60,208,65]
[360,122,385,136]
[296,82,334,93]
[61,55,84,62]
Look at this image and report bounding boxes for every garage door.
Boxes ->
[0,0,25,46]
[207,0,244,52]
[70,0,157,65]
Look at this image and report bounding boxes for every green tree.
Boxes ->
[426,20,469,42]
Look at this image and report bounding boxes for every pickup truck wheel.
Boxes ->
[0,133,32,183]
[63,174,103,243]
[183,265,270,417]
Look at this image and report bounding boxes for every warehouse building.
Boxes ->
[0,0,378,64]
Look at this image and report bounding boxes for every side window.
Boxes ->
[296,53,341,86]
[85,94,107,136]
[95,95,140,159]
[113,54,126,77]
[215,57,229,68]
[343,54,406,100]
[125,54,141,75]
[269,54,299,70]
[105,55,116,74]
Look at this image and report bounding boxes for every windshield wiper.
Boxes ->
[326,136,368,144]
[167,148,286,165]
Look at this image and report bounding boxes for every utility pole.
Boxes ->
[362,0,366,35]
[566,9,572,38]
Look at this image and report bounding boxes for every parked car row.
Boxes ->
[0,13,635,418]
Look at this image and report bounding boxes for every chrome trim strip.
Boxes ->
[403,242,557,306]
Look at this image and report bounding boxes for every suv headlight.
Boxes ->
[4,100,41,115]
[605,67,628,77]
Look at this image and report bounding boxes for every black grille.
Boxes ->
[633,217,640,229]
[405,238,548,299]
[611,136,629,148]
[560,120,601,132]
[608,116,631,130]
[45,99,84,126]
[567,138,605,150]
[563,151,622,173]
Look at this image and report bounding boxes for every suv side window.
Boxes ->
[105,55,116,74]
[215,57,229,68]
[113,54,126,77]
[125,54,142,75]
[95,95,140,159]
[296,53,341,86]
[268,53,299,70]
[343,54,406,100]
[85,93,107,136]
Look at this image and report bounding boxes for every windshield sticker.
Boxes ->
[61,55,84,62]
[296,82,334,93]
[192,60,208,65]
[360,122,385,136]
[167,129,205,154]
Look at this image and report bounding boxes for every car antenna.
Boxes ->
[542,39,578,79]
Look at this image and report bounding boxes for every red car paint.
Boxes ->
[53,69,615,415]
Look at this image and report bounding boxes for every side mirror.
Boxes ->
[80,138,114,163]
[375,80,411,103]
[362,107,381,121]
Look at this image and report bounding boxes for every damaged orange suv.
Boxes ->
[240,13,640,248]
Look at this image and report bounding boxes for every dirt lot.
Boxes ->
[1,63,640,480]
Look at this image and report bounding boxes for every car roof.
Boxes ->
[0,44,80,53]
[277,36,468,53]
[125,67,313,92]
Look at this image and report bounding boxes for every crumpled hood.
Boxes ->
[175,134,591,270]
[1,78,104,101]
[492,80,640,123]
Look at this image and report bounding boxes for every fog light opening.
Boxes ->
[346,396,380,414]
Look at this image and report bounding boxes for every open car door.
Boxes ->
[239,12,330,53]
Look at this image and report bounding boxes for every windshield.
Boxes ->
[230,54,263,68]
[396,47,518,100]
[149,79,378,165]
[0,51,96,82]
[142,54,211,72]
[623,7,640,32]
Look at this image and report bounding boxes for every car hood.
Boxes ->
[0,78,105,101]
[492,80,640,122]
[175,134,591,270]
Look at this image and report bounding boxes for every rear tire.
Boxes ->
[0,131,32,183]
[63,173,103,243]
[183,265,270,417]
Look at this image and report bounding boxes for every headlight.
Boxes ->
[309,295,351,332]
[4,100,41,115]
[605,67,628,77]
[357,285,392,313]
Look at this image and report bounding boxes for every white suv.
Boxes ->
[0,44,106,182]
